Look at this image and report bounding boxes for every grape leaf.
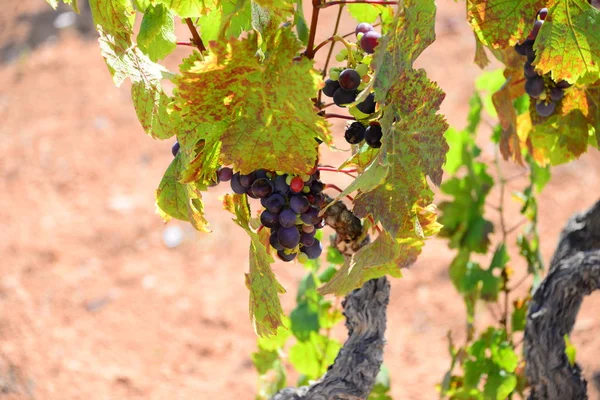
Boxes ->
[46,0,79,12]
[288,332,341,379]
[223,194,285,336]
[196,0,252,42]
[173,29,330,175]
[534,0,600,85]
[137,4,177,62]
[293,0,309,45]
[318,231,407,296]
[153,0,218,17]
[474,33,490,69]
[467,0,550,49]
[89,0,177,140]
[347,4,391,24]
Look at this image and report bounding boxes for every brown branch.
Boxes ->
[324,113,355,120]
[184,18,206,52]
[304,0,322,59]
[524,200,600,400]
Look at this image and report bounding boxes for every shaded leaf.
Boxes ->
[137,4,177,61]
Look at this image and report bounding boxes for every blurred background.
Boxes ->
[0,1,599,399]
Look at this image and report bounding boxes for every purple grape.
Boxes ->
[344,121,366,144]
[279,209,298,228]
[550,86,564,101]
[525,76,545,98]
[274,174,290,194]
[255,169,268,180]
[514,39,533,56]
[536,101,556,117]
[310,180,324,194]
[302,224,315,234]
[231,173,246,194]
[333,88,357,107]
[556,80,572,89]
[538,8,548,20]
[301,206,321,225]
[301,240,323,259]
[251,178,274,198]
[278,226,301,249]
[289,195,310,214]
[277,249,297,262]
[246,187,258,199]
[260,210,279,228]
[171,141,180,157]
[524,61,536,79]
[365,124,383,148]
[339,69,361,91]
[361,31,381,54]
[355,22,374,37]
[323,79,340,97]
[356,93,376,114]
[270,230,284,251]
[264,193,286,213]
[217,167,233,182]
[239,172,256,187]
[300,232,315,247]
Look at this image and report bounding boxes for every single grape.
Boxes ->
[550,86,564,101]
[355,22,374,37]
[323,79,340,97]
[310,180,324,194]
[528,20,544,40]
[290,176,305,193]
[273,174,289,194]
[297,252,309,264]
[524,61,536,79]
[302,240,323,260]
[264,193,286,213]
[556,80,572,89]
[260,210,280,228]
[239,172,256,187]
[277,249,297,262]
[278,226,301,249]
[514,39,533,56]
[338,69,361,91]
[329,68,341,80]
[344,121,366,144]
[251,178,274,198]
[255,169,268,180]
[364,124,383,148]
[355,63,369,77]
[356,93,376,114]
[538,7,548,20]
[270,230,284,251]
[301,206,321,225]
[525,76,545,98]
[279,209,298,228]
[217,167,233,182]
[361,31,381,54]
[231,173,246,194]
[536,100,556,117]
[171,141,180,157]
[290,195,310,214]
[302,224,315,234]
[246,188,258,199]
[333,88,357,107]
[300,232,316,247]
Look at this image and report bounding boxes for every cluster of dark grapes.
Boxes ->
[344,121,382,148]
[227,169,325,263]
[515,8,571,117]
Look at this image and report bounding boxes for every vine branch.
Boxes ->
[184,18,206,52]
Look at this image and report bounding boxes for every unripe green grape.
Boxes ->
[297,252,309,264]
[362,55,373,65]
[329,68,340,80]
[357,32,365,41]
[356,63,369,77]
[335,48,348,62]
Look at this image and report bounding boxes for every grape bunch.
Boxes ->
[515,8,571,117]
[344,121,383,148]
[229,168,325,263]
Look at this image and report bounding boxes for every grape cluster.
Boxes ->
[230,169,325,263]
[515,8,571,117]
[344,121,382,148]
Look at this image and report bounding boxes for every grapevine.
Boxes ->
[45,0,600,398]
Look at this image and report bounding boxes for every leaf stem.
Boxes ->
[176,41,194,47]
[318,167,357,173]
[319,0,397,7]
[304,0,322,59]
[323,113,355,120]
[185,18,206,52]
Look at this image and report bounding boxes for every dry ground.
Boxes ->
[0,1,599,399]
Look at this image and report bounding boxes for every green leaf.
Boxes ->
[511,297,529,332]
[224,194,286,336]
[153,0,219,18]
[288,332,341,379]
[293,0,309,44]
[290,300,320,341]
[256,318,291,351]
[534,1,600,85]
[252,347,279,374]
[564,334,577,366]
[484,369,517,400]
[173,29,330,175]
[196,0,252,41]
[467,0,548,48]
[46,0,79,12]
[347,4,390,24]
[489,243,510,270]
[137,4,177,61]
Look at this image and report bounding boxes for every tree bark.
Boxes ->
[524,200,600,400]
[271,198,389,400]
